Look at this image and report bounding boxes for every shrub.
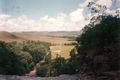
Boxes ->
[36,65,48,77]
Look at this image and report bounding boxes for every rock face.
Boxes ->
[0,75,80,80]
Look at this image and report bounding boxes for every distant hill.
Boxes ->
[14,31,81,38]
[0,31,24,41]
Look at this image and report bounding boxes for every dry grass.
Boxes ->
[0,32,76,59]
[50,45,75,59]
[16,34,74,44]
[17,34,76,59]
[0,31,25,42]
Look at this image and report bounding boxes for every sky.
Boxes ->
[0,0,84,19]
[0,0,120,32]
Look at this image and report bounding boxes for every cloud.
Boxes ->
[70,9,84,22]
[0,8,87,32]
[0,0,119,32]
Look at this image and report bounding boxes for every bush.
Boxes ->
[36,65,48,77]
[50,56,66,76]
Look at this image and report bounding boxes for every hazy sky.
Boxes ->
[0,0,119,32]
[0,0,84,19]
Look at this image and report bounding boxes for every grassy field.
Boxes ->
[19,35,76,59]
[15,33,76,59]
[50,45,75,59]
[0,31,76,59]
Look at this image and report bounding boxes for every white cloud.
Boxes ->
[0,0,119,32]
[70,9,84,22]
[0,7,87,32]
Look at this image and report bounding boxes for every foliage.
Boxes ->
[36,65,48,77]
[66,49,80,74]
[76,15,120,75]
[0,41,25,75]
[50,56,66,76]
[44,51,81,76]
[0,40,51,75]
[64,42,77,46]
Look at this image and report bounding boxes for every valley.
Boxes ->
[0,31,78,59]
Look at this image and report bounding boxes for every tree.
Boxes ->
[0,41,51,75]
[76,15,120,74]
[50,56,66,76]
[36,65,48,77]
[66,49,81,74]
[0,41,25,75]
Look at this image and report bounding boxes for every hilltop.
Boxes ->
[0,31,24,41]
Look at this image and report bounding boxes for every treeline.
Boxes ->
[64,42,77,46]
[0,41,51,75]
